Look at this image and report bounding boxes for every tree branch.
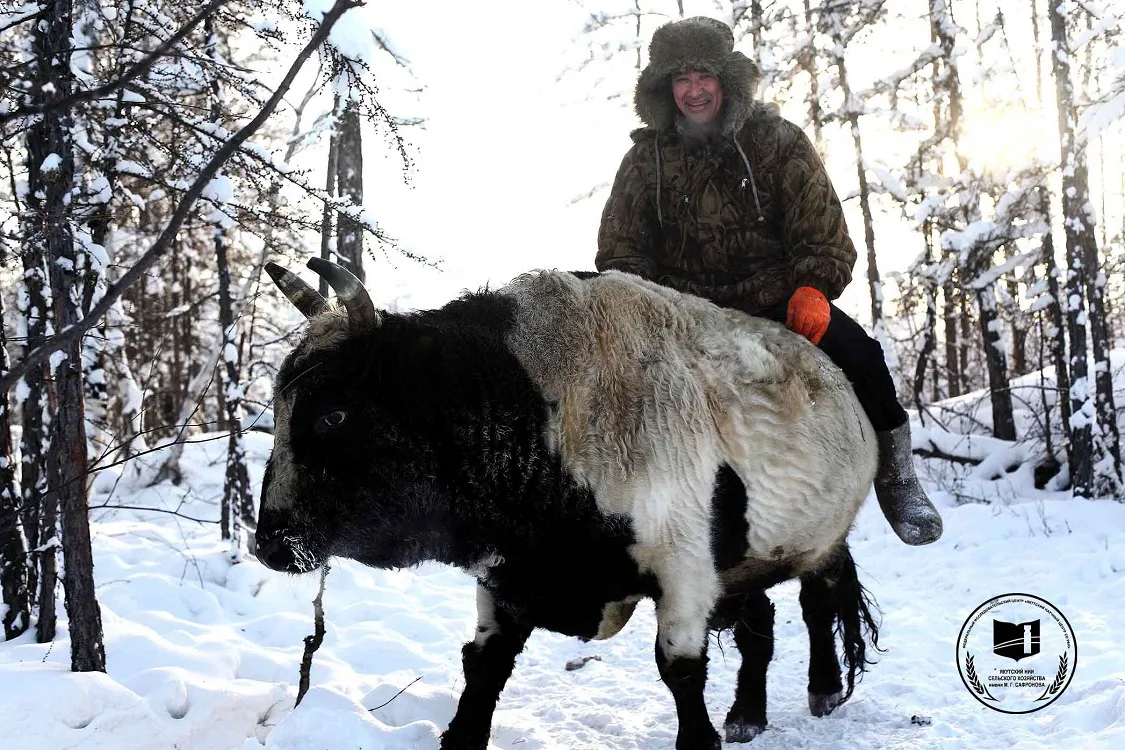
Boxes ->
[89,504,216,524]
[295,565,330,707]
[0,0,363,395]
[0,1,228,126]
[0,7,43,36]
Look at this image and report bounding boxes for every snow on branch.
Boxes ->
[1072,9,1119,51]
[0,0,364,396]
[860,44,943,98]
[0,0,228,127]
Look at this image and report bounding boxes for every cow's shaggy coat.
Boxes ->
[256,260,880,749]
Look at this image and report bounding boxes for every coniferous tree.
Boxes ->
[26,0,105,671]
[0,287,30,641]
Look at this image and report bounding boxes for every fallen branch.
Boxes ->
[913,446,980,466]
[368,676,423,712]
[89,504,216,524]
[295,564,330,707]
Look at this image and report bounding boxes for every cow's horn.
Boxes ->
[265,261,328,319]
[306,257,379,333]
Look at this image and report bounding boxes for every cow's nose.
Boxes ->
[253,527,297,572]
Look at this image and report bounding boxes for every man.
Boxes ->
[596,16,943,546]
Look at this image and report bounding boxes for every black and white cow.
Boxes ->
[255,258,881,750]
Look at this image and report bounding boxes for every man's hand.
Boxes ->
[785,286,830,345]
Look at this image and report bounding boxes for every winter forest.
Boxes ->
[1,0,1124,748]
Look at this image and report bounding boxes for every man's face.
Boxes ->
[672,69,724,127]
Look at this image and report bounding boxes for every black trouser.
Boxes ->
[759,301,908,432]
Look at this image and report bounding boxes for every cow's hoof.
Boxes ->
[808,690,844,717]
[675,728,722,750]
[439,729,487,750]
[724,719,766,742]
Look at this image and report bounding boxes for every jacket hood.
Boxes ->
[634,16,762,136]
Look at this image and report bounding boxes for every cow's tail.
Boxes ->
[834,544,882,703]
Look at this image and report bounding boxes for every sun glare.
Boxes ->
[957,105,1055,177]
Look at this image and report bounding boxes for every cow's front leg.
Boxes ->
[652,551,721,750]
[441,585,532,750]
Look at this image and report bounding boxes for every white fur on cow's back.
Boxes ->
[501,269,877,571]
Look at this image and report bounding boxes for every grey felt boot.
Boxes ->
[874,422,943,546]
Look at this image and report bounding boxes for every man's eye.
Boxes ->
[316,410,348,431]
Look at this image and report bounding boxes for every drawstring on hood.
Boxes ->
[636,17,766,227]
[734,139,765,225]
[652,133,765,228]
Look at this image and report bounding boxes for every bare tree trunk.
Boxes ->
[1007,267,1028,376]
[931,0,971,398]
[335,98,364,283]
[1030,0,1043,104]
[634,0,642,70]
[34,484,58,644]
[1036,308,1056,461]
[17,257,49,618]
[975,285,1016,440]
[914,221,939,417]
[959,292,975,391]
[1035,186,1072,455]
[930,0,964,153]
[750,1,764,67]
[20,13,58,647]
[802,0,825,153]
[0,290,30,640]
[835,55,882,327]
[215,235,251,551]
[1042,233,1071,441]
[943,280,961,397]
[30,0,105,670]
[319,92,339,299]
[1048,0,1094,497]
[1086,232,1122,495]
[206,16,253,550]
[1069,17,1122,494]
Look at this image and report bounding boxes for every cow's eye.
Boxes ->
[316,409,348,432]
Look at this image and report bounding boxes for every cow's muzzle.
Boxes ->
[253,526,305,573]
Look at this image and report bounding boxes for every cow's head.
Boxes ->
[254,259,458,574]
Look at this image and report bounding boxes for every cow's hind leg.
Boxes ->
[722,589,774,742]
[800,570,844,717]
[800,544,881,718]
[441,585,532,750]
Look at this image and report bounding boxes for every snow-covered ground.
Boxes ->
[2,421,1124,749]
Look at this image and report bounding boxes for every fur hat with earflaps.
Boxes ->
[634,16,762,136]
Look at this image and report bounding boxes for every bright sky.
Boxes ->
[355,0,631,312]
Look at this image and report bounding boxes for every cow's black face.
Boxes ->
[255,324,456,575]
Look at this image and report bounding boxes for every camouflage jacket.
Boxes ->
[595,106,857,315]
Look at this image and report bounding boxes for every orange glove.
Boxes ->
[786,286,830,345]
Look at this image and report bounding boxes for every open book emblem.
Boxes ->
[993,619,1040,661]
